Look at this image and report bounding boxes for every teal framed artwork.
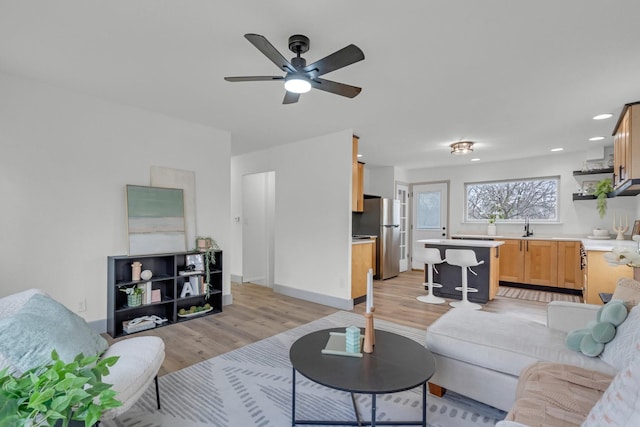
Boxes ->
[126,185,187,255]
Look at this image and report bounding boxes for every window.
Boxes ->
[416,190,441,229]
[465,176,559,222]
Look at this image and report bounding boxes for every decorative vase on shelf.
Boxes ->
[127,293,142,307]
[487,224,497,236]
[131,262,142,281]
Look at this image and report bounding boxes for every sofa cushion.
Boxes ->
[504,362,612,427]
[0,293,107,375]
[583,354,640,426]
[611,277,640,309]
[600,304,640,371]
[426,309,618,379]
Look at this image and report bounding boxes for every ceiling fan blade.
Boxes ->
[303,44,365,78]
[224,76,284,82]
[244,33,296,73]
[310,78,362,98]
[283,91,300,104]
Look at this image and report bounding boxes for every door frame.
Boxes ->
[395,181,410,272]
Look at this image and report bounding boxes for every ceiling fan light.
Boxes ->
[450,141,474,155]
[284,75,311,94]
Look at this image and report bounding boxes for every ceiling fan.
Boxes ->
[224,34,365,104]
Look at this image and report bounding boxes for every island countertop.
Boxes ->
[417,239,505,248]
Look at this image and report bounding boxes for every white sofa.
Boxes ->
[426,300,640,426]
[0,289,165,420]
[426,301,616,411]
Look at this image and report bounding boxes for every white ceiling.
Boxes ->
[1,1,640,169]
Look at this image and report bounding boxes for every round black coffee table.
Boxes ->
[289,327,435,426]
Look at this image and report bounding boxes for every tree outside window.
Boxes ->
[465,177,559,222]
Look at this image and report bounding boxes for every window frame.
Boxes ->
[464,175,560,223]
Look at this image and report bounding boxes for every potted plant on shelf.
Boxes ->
[593,178,613,219]
[0,350,121,427]
[194,236,220,298]
[120,286,144,307]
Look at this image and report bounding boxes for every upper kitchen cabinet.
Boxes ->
[352,136,364,212]
[612,102,640,195]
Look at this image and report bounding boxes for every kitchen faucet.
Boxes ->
[523,216,533,237]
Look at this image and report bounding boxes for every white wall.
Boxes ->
[0,72,231,324]
[364,166,396,199]
[231,130,353,307]
[242,172,269,285]
[404,151,637,237]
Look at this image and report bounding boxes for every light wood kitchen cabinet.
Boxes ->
[584,250,633,305]
[613,102,640,190]
[499,239,558,287]
[557,241,583,290]
[352,136,364,212]
[352,240,374,298]
[498,239,525,283]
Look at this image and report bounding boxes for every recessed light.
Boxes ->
[593,113,613,120]
[357,154,363,158]
[589,136,605,141]
[471,158,480,162]
[551,148,564,152]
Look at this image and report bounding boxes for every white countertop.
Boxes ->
[417,239,504,248]
[581,238,638,252]
[352,239,375,245]
[451,233,583,241]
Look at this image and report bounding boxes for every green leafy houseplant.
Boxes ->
[0,350,121,427]
[593,178,613,218]
[195,236,220,298]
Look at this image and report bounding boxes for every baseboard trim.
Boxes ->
[231,274,243,283]
[273,284,353,310]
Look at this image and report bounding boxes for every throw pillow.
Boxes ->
[565,300,628,357]
[601,303,640,370]
[583,354,640,426]
[612,277,640,309]
[0,293,107,375]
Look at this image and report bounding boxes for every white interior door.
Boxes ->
[411,182,449,270]
[396,182,410,272]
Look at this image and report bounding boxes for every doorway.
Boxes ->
[396,181,410,272]
[241,171,275,287]
[411,181,449,270]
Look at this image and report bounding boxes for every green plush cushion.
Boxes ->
[0,293,107,374]
[580,334,605,357]
[591,321,616,343]
[599,299,628,326]
[566,328,590,352]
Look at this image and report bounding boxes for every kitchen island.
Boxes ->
[417,239,504,303]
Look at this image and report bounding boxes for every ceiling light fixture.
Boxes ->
[471,158,480,162]
[450,141,474,155]
[284,74,311,94]
[551,148,564,152]
[357,153,363,158]
[593,113,613,120]
[589,136,605,141]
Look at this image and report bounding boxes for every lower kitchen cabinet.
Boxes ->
[584,250,633,305]
[499,239,588,291]
[352,240,374,299]
[557,241,584,290]
[499,239,558,287]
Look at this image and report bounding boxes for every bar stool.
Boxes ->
[416,248,446,304]
[445,249,483,310]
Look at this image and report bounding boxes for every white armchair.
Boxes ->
[0,289,164,421]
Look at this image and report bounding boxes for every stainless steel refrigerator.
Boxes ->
[353,198,400,280]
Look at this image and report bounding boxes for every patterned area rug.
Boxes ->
[497,286,582,303]
[102,311,506,427]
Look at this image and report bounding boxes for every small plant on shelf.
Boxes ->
[120,286,144,307]
[195,236,220,299]
[593,178,613,218]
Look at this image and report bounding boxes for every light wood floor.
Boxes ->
[104,270,548,376]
